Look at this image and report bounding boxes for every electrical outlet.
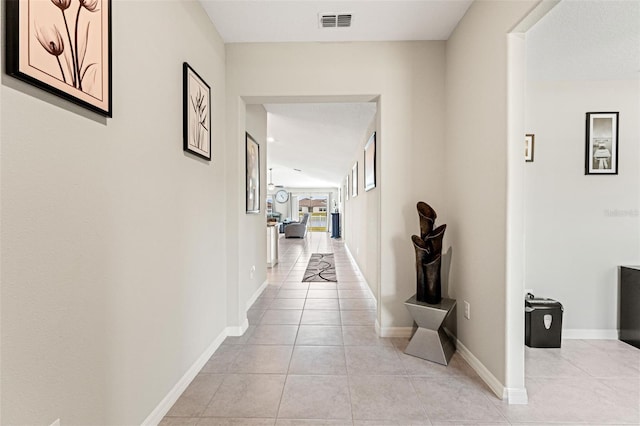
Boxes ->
[464,301,471,320]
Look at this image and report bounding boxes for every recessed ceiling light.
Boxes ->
[267,137,275,143]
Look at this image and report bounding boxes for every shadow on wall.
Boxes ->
[441,246,453,300]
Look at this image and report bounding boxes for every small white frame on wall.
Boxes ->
[351,162,358,198]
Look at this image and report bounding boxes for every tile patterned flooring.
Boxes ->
[162,232,640,425]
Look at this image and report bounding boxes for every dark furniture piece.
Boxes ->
[331,213,340,238]
[525,295,563,348]
[620,266,640,349]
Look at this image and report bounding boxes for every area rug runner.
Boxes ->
[303,253,337,282]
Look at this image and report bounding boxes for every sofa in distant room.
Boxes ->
[284,213,310,238]
[267,212,282,222]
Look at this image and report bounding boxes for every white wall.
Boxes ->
[343,118,379,298]
[445,0,538,386]
[524,78,640,335]
[0,1,227,424]
[226,41,447,333]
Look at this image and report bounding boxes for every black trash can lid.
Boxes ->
[525,298,563,309]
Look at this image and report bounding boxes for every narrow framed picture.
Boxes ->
[525,134,534,162]
[6,0,112,116]
[344,175,349,201]
[585,112,619,175]
[351,162,358,198]
[364,132,376,191]
[183,62,211,160]
[246,132,260,213]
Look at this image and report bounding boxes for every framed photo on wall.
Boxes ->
[525,134,534,162]
[246,133,260,213]
[183,62,211,160]
[6,0,112,116]
[364,132,376,191]
[344,175,349,201]
[585,112,619,175]
[351,162,358,198]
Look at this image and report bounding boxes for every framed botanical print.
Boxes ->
[183,62,211,160]
[246,133,260,213]
[6,0,112,116]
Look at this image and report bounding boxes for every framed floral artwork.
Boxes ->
[183,62,211,160]
[6,0,112,116]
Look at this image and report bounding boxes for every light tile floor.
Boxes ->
[162,232,640,425]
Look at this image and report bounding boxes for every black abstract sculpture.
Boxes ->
[412,202,446,304]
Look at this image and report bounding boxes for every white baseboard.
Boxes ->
[226,318,249,337]
[375,320,414,338]
[455,339,506,400]
[563,329,618,340]
[246,279,269,311]
[141,328,228,425]
[344,245,377,302]
[505,387,529,404]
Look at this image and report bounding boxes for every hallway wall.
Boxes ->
[444,0,538,386]
[226,41,447,333]
[244,105,269,308]
[343,118,379,299]
[0,1,227,424]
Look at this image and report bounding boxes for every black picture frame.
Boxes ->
[246,132,260,213]
[364,132,376,191]
[585,112,619,175]
[6,0,113,117]
[183,62,212,161]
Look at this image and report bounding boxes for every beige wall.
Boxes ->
[244,105,269,306]
[225,41,447,332]
[444,0,538,385]
[0,1,227,424]
[343,118,379,298]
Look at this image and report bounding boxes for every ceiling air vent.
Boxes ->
[319,13,352,28]
[337,14,352,28]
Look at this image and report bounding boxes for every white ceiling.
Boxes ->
[527,0,640,81]
[200,0,473,43]
[265,103,376,188]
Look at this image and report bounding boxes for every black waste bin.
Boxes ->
[331,213,341,238]
[525,294,563,348]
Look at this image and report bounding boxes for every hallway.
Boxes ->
[161,232,639,425]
